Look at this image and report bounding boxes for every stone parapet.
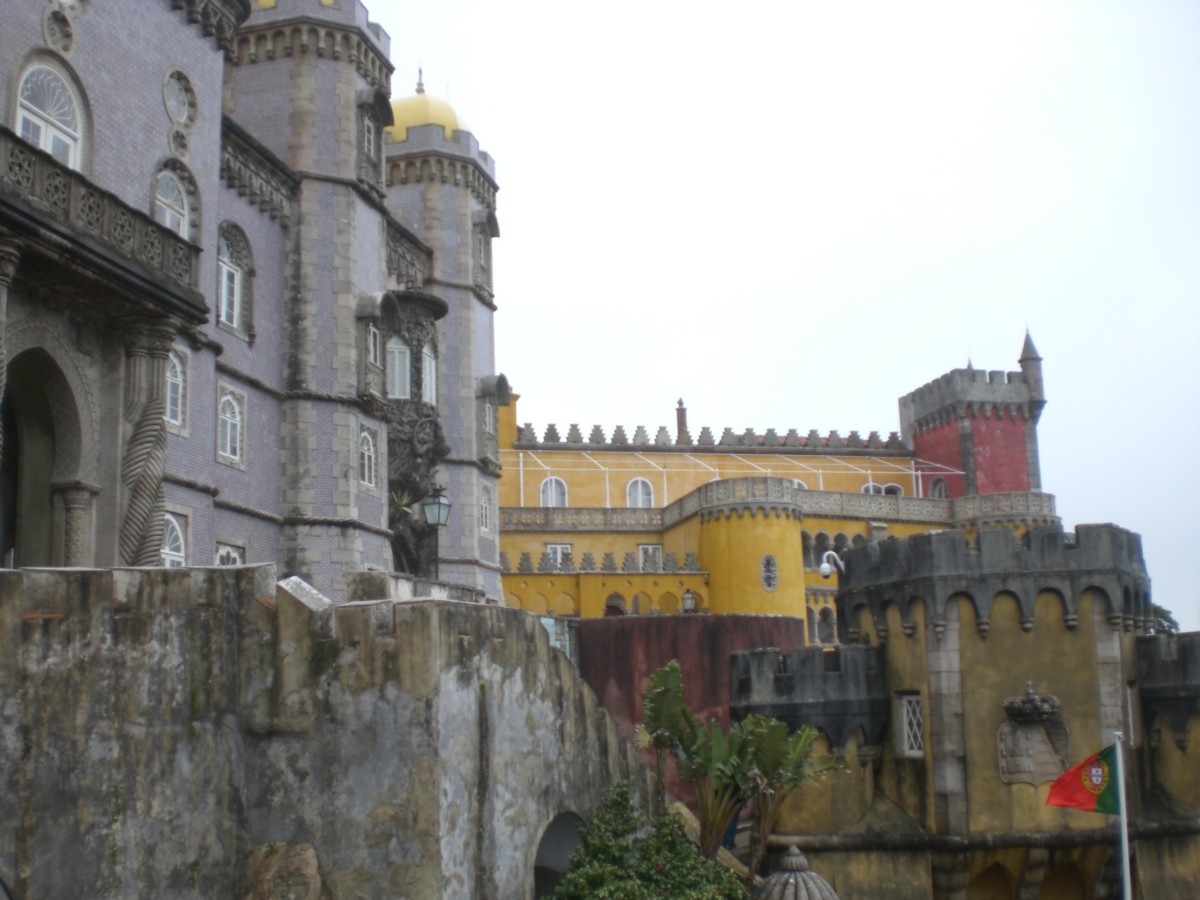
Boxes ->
[0,564,649,897]
[839,524,1152,639]
[730,645,891,750]
[514,423,907,453]
[502,480,1054,533]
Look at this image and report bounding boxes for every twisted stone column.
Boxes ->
[0,239,22,463]
[119,324,175,566]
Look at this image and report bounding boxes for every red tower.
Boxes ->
[898,334,1045,499]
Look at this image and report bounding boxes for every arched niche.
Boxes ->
[532,810,584,897]
[2,347,85,566]
[966,862,1014,900]
[604,592,626,617]
[1037,863,1085,900]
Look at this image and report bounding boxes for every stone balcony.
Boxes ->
[0,126,206,324]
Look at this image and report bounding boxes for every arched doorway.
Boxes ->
[0,348,83,566]
[533,811,583,897]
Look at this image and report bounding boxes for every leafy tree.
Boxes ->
[553,783,747,899]
[634,660,690,804]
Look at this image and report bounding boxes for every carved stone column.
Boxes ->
[55,481,100,566]
[119,323,176,566]
[0,239,22,462]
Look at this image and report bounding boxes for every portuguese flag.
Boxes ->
[1046,744,1120,814]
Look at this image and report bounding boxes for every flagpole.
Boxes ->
[1113,732,1134,900]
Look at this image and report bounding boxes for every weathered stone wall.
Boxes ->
[0,565,649,898]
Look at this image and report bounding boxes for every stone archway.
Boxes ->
[1,347,84,566]
[532,811,584,897]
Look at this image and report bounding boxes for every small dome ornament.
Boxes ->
[754,846,841,900]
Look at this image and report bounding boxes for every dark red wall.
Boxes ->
[912,420,967,498]
[971,407,1030,494]
[577,615,808,803]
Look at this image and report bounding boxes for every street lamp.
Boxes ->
[420,485,451,579]
[682,589,696,613]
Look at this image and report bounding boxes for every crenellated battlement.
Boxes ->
[730,645,890,750]
[899,365,1040,436]
[839,524,1152,639]
[513,422,907,454]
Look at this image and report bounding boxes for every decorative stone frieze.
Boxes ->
[233,18,392,88]
[170,0,250,59]
[221,118,298,226]
[385,221,430,288]
[386,155,497,210]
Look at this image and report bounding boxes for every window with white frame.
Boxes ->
[929,477,947,499]
[862,483,883,495]
[638,544,662,573]
[154,170,188,236]
[484,400,496,435]
[897,693,925,758]
[359,427,377,488]
[386,336,410,399]
[480,484,493,534]
[546,543,572,569]
[884,484,903,496]
[421,342,437,404]
[161,513,187,567]
[17,63,83,169]
[217,388,244,463]
[217,235,242,327]
[367,323,381,366]
[165,350,186,428]
[215,543,245,566]
[540,476,567,508]
[626,477,653,508]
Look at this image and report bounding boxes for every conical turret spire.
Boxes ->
[1020,329,1041,362]
[416,67,425,95]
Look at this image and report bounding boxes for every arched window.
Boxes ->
[421,342,437,404]
[861,483,884,495]
[626,477,653,508]
[216,224,253,334]
[161,513,186,568]
[883,483,903,496]
[217,390,243,462]
[540,476,567,508]
[165,350,186,427]
[358,428,377,487]
[386,337,410,399]
[17,63,82,169]
[480,484,493,534]
[929,477,948,499]
[154,170,188,236]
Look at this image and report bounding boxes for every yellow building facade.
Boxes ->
[498,341,1054,642]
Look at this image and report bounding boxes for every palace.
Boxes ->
[498,334,1054,635]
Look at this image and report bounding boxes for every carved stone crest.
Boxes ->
[997,682,1070,785]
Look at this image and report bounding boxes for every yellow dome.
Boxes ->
[387,74,463,142]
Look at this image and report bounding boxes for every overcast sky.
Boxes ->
[375,1,1200,627]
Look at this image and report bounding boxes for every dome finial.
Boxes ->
[416,67,425,95]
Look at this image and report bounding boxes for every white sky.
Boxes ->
[374,0,1200,627]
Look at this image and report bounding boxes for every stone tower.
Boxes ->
[384,76,507,599]
[224,3,399,592]
[898,334,1046,499]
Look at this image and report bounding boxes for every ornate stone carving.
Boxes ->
[382,402,450,575]
[118,325,176,566]
[43,6,75,55]
[221,121,298,226]
[997,683,1069,785]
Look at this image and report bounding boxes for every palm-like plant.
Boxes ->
[633,660,691,804]
[741,715,841,878]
